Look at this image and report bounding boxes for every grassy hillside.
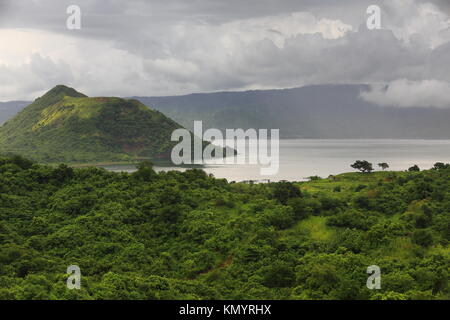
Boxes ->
[0,156,448,300]
[0,85,183,163]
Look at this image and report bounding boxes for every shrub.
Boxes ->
[272,181,302,205]
[412,229,434,247]
[263,264,296,288]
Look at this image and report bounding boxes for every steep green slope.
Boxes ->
[0,85,183,163]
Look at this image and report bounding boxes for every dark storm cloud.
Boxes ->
[432,0,450,12]
[0,0,372,32]
[0,0,450,107]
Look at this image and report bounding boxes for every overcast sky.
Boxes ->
[1,0,450,108]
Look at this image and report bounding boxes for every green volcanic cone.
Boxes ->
[0,85,186,163]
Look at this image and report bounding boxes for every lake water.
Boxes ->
[101,139,450,182]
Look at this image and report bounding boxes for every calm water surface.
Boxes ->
[102,139,450,182]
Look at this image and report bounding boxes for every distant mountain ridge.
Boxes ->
[132,84,450,139]
[0,101,29,125]
[3,84,450,139]
[0,85,185,163]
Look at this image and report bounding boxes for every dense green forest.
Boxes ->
[0,156,448,300]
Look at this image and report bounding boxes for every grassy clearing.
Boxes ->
[294,216,336,242]
[375,237,416,260]
[298,171,410,196]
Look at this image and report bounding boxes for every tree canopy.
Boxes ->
[0,156,448,300]
[351,160,374,173]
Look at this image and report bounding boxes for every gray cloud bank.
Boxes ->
[0,0,449,109]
